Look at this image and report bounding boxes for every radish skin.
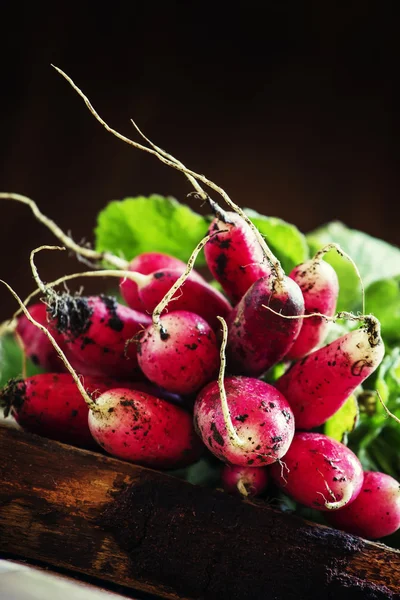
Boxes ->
[194,376,295,467]
[222,464,269,497]
[326,471,400,539]
[120,252,205,310]
[204,212,271,305]
[227,275,305,376]
[137,311,219,395]
[275,316,384,429]
[0,373,118,448]
[286,258,339,360]
[16,303,67,372]
[270,432,364,511]
[133,268,232,330]
[49,294,151,378]
[88,387,203,468]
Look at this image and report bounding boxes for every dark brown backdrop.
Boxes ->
[0,3,398,319]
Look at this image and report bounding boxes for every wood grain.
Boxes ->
[0,426,399,600]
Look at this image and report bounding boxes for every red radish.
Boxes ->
[286,257,339,360]
[48,294,151,378]
[128,267,231,330]
[275,315,384,430]
[326,471,400,539]
[88,387,203,468]
[204,211,272,304]
[194,376,295,467]
[227,275,305,376]
[137,311,219,395]
[120,252,205,310]
[222,464,269,497]
[270,432,364,511]
[16,302,66,372]
[1,280,204,469]
[0,373,116,448]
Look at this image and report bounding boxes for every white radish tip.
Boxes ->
[323,484,354,511]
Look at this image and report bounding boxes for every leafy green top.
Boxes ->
[95,195,210,265]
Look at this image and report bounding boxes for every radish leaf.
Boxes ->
[95,195,209,265]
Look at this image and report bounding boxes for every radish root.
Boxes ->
[236,479,249,497]
[262,305,381,346]
[377,389,400,426]
[53,65,284,281]
[216,316,245,448]
[0,192,128,270]
[313,243,365,315]
[151,234,212,330]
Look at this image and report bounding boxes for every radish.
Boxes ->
[194,376,294,466]
[221,464,269,497]
[227,275,305,376]
[16,302,66,372]
[194,317,294,467]
[286,256,339,360]
[326,471,400,539]
[0,373,115,448]
[286,243,364,360]
[120,251,205,311]
[125,267,232,330]
[137,310,219,395]
[1,282,205,468]
[134,235,220,395]
[88,387,204,468]
[274,315,385,430]
[204,211,272,304]
[48,294,151,378]
[270,432,364,511]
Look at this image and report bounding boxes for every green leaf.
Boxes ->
[307,221,400,312]
[167,457,221,488]
[95,195,209,265]
[0,335,42,389]
[324,395,359,443]
[365,277,400,344]
[245,209,309,273]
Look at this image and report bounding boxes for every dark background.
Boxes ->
[0,3,398,320]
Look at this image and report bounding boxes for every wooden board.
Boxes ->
[0,426,399,600]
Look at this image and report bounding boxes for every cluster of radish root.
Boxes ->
[0,67,399,539]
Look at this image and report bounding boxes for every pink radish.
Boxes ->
[194,376,295,467]
[286,257,339,360]
[0,373,116,448]
[88,387,204,468]
[120,251,205,310]
[2,282,206,469]
[16,302,66,372]
[48,294,151,378]
[274,315,384,430]
[221,464,269,497]
[125,267,232,330]
[137,310,219,395]
[204,211,272,304]
[227,275,305,376]
[326,471,400,539]
[270,432,364,511]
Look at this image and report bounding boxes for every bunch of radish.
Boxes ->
[0,65,398,554]
[1,201,397,544]
[1,189,398,542]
